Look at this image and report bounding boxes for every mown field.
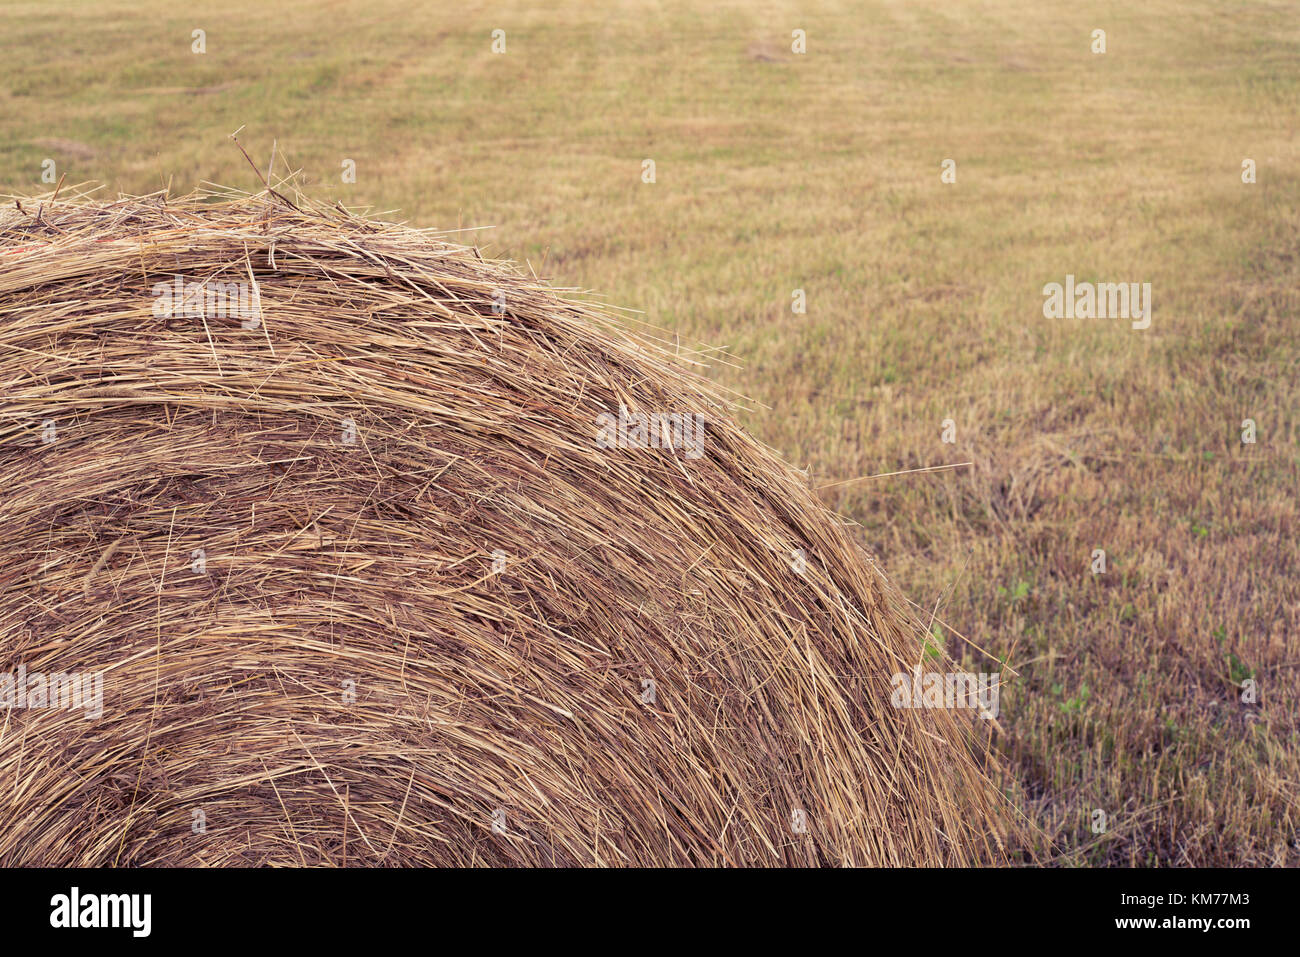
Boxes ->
[2,0,1297,865]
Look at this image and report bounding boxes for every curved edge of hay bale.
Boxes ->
[0,185,1027,866]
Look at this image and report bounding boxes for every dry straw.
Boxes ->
[0,183,1014,866]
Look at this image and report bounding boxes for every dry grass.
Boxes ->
[2,0,1296,868]
[0,184,1016,866]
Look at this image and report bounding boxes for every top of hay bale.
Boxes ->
[0,184,1012,866]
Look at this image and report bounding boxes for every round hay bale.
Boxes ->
[0,187,1009,866]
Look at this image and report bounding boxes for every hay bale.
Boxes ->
[0,186,1009,866]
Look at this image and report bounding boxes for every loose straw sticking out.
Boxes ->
[817,462,974,490]
[0,185,1018,867]
[82,537,124,599]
